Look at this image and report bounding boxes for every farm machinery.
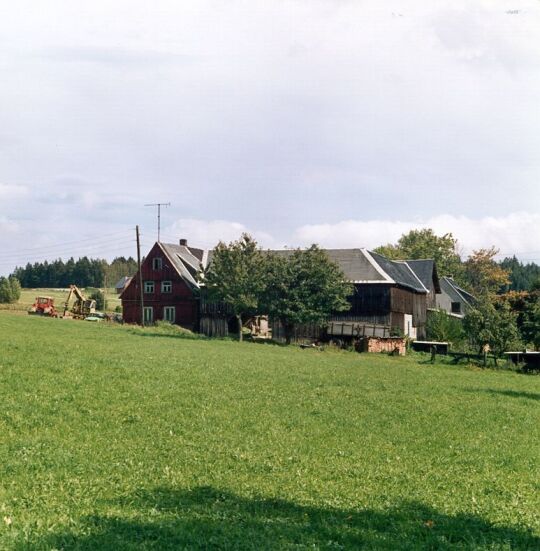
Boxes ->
[28,296,59,317]
[62,285,96,319]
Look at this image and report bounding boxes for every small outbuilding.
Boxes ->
[114,276,132,295]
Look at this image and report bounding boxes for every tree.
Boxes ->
[263,246,352,344]
[374,229,463,282]
[463,248,510,298]
[463,301,521,362]
[202,234,267,341]
[521,282,540,350]
[0,276,21,304]
[522,301,540,350]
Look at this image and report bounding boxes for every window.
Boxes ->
[161,281,172,293]
[152,257,162,270]
[144,281,155,293]
[451,302,461,314]
[143,307,153,323]
[163,306,175,323]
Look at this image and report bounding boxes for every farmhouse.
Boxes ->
[435,276,475,318]
[121,240,440,339]
[121,239,204,329]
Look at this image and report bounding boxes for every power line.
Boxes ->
[0,229,134,258]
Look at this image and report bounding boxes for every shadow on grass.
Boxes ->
[18,486,539,550]
[466,388,540,402]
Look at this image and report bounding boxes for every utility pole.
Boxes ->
[136,225,145,327]
[144,202,170,242]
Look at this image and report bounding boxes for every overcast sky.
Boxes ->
[1,0,539,275]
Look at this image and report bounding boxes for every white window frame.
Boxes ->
[143,306,153,323]
[144,281,155,293]
[163,306,175,323]
[152,257,162,270]
[161,280,172,293]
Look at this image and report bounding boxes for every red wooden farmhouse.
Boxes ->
[121,239,205,329]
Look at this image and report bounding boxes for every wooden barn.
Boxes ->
[269,249,440,340]
[120,239,204,329]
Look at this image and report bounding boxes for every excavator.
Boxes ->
[62,285,96,319]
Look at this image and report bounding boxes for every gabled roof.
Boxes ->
[115,276,132,289]
[369,252,428,293]
[406,259,441,293]
[159,242,440,295]
[264,248,391,284]
[440,276,475,305]
[160,242,204,289]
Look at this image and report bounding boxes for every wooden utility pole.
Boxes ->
[136,225,145,327]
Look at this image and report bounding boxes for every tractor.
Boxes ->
[28,296,58,317]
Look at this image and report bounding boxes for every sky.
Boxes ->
[1,0,539,275]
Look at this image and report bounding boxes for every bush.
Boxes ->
[426,310,465,345]
[89,290,107,311]
[0,276,21,304]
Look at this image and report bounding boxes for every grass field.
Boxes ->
[1,313,539,550]
[0,288,121,314]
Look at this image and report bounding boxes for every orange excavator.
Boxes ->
[62,285,96,319]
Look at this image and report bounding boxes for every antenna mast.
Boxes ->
[145,202,171,242]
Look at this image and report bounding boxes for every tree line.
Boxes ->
[11,256,138,289]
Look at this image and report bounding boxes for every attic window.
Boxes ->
[153,257,162,270]
[451,302,461,314]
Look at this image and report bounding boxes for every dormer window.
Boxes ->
[153,257,163,270]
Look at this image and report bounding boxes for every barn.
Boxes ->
[268,249,440,340]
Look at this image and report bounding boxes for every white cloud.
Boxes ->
[293,212,540,260]
[165,219,278,249]
[0,184,28,199]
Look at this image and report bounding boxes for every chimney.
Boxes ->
[179,238,188,246]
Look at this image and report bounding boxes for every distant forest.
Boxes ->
[12,257,138,288]
[10,253,540,292]
[500,256,540,292]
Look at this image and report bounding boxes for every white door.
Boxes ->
[163,306,175,323]
[404,314,417,339]
[143,306,153,323]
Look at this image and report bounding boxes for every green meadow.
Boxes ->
[0,313,539,550]
[0,289,121,314]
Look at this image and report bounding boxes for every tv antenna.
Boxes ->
[145,202,171,242]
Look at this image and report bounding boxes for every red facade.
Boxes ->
[121,243,198,329]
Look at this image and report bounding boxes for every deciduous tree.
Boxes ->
[263,246,352,344]
[374,229,463,282]
[463,247,510,298]
[202,234,266,341]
